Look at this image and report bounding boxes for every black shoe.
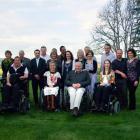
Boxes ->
[100,107,106,112]
[72,107,79,117]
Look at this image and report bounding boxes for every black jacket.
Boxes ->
[30,57,46,78]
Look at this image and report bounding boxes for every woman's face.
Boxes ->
[5,53,11,59]
[49,63,56,72]
[77,51,84,59]
[66,52,71,60]
[51,53,57,60]
[87,53,93,60]
[104,60,110,69]
[128,51,134,59]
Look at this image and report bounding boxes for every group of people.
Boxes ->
[1,43,140,116]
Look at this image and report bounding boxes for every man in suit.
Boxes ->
[30,49,46,105]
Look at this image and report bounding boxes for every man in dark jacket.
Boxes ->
[112,49,128,109]
[65,62,91,116]
[30,49,46,105]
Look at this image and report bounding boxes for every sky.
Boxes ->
[0,0,109,59]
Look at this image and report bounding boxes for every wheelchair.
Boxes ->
[0,74,30,114]
[39,88,60,111]
[60,86,90,113]
[91,83,120,115]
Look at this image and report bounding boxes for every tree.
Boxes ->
[90,0,136,56]
[130,0,140,55]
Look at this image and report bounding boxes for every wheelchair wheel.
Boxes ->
[19,95,30,114]
[113,101,120,113]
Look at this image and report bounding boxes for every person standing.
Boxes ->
[101,43,115,70]
[112,49,128,109]
[127,48,140,110]
[85,50,97,103]
[19,50,31,71]
[46,51,61,74]
[1,50,14,79]
[75,49,86,70]
[58,46,66,64]
[19,50,31,98]
[40,46,50,63]
[61,51,75,109]
[30,49,46,106]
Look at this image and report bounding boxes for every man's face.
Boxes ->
[61,47,66,54]
[104,45,111,54]
[14,58,21,67]
[116,50,123,59]
[34,51,40,58]
[75,63,82,72]
[41,48,47,55]
[19,52,24,58]
[84,48,90,55]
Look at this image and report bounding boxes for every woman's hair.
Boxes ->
[77,49,84,59]
[103,59,111,75]
[64,50,74,61]
[86,50,94,57]
[49,60,56,66]
[51,48,57,53]
[50,51,58,59]
[49,61,56,71]
[5,50,12,55]
[127,48,137,57]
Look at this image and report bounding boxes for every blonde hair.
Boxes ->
[77,49,84,59]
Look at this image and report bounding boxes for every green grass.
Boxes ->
[0,84,140,140]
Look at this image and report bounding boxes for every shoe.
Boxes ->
[72,107,79,117]
[100,107,105,112]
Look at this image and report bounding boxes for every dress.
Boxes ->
[43,71,61,96]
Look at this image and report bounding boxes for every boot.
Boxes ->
[47,95,51,110]
[51,95,55,111]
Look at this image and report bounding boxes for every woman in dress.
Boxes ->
[43,61,61,111]
[85,50,97,101]
[61,51,74,109]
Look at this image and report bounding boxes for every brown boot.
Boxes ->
[47,95,51,110]
[51,95,55,111]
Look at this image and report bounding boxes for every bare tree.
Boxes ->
[91,0,136,56]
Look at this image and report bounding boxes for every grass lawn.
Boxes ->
[0,83,140,140]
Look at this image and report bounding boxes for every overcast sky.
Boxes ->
[0,0,109,58]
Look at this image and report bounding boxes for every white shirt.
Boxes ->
[40,54,50,63]
[36,58,40,67]
[7,64,29,76]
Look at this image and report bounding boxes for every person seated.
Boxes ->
[65,62,91,116]
[3,56,28,110]
[43,61,61,111]
[94,59,115,111]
